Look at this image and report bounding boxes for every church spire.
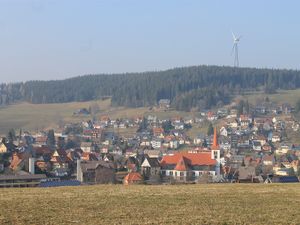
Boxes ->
[211,127,219,149]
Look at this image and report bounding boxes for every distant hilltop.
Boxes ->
[1,65,300,111]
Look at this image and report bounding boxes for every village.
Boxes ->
[1,98,300,187]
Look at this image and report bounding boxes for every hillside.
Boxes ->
[2,87,300,135]
[1,65,300,111]
[0,98,193,135]
[0,184,299,225]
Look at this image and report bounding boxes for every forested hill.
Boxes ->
[1,65,300,111]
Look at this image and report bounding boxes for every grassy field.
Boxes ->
[0,100,192,135]
[0,184,299,225]
[236,89,300,105]
[0,99,111,135]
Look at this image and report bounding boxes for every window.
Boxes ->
[180,172,184,176]
[214,151,218,159]
[169,171,173,176]
[161,171,166,176]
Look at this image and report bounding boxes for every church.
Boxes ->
[160,127,221,183]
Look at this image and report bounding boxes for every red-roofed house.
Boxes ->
[160,152,217,182]
[123,172,143,185]
[160,127,221,183]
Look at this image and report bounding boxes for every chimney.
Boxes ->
[76,159,82,182]
[29,157,35,174]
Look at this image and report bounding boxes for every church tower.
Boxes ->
[211,127,221,176]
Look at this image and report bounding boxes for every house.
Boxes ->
[262,143,272,152]
[50,150,69,176]
[151,138,162,149]
[220,127,228,137]
[152,127,164,138]
[0,139,8,153]
[276,144,290,155]
[125,157,138,172]
[262,154,275,166]
[158,99,170,109]
[80,142,94,152]
[184,117,194,125]
[143,150,162,158]
[141,156,160,181]
[10,151,31,171]
[253,135,266,146]
[77,160,116,184]
[207,111,218,121]
[34,135,48,146]
[160,152,218,183]
[81,152,98,161]
[169,139,179,149]
[271,132,281,143]
[160,128,220,183]
[193,133,206,145]
[123,172,143,185]
[173,122,184,130]
[238,166,260,183]
[100,116,110,126]
[227,119,238,128]
[252,141,262,151]
[140,137,151,148]
[217,108,228,117]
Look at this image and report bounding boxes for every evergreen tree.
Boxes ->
[207,123,214,136]
[47,129,56,148]
[137,117,148,132]
[7,129,16,144]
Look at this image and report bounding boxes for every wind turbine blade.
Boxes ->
[231,31,236,40]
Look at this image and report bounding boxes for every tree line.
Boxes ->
[1,65,300,111]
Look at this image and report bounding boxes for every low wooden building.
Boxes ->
[0,174,47,188]
[77,160,115,184]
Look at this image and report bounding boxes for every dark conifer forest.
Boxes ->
[1,65,299,111]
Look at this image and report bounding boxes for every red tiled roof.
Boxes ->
[100,115,110,121]
[174,156,189,171]
[10,152,30,170]
[124,172,142,182]
[153,127,164,135]
[160,152,216,167]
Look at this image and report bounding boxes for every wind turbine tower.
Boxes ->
[231,32,242,67]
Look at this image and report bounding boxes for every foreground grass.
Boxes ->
[0,184,299,225]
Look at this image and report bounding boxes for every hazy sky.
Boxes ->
[0,0,299,83]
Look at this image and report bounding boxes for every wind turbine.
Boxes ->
[231,32,242,67]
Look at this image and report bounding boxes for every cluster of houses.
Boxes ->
[0,100,300,187]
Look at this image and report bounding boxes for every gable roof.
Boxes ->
[80,160,115,172]
[174,156,189,171]
[124,172,142,182]
[160,152,216,168]
[143,155,160,168]
[10,152,30,171]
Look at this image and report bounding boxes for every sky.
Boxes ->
[0,0,299,83]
